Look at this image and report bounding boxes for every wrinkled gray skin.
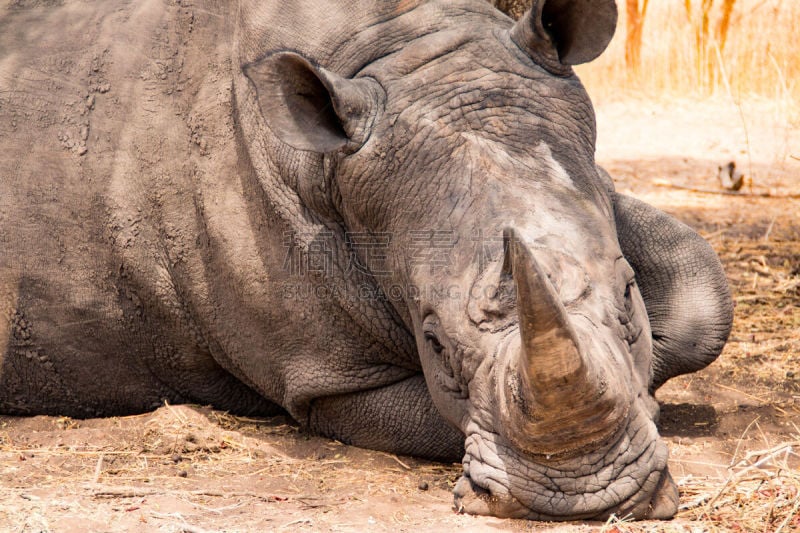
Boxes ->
[0,0,732,521]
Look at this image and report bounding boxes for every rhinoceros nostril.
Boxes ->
[453,475,494,516]
[643,469,680,520]
[608,467,680,521]
[452,474,530,519]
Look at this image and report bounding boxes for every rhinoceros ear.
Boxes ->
[511,0,617,70]
[243,52,382,153]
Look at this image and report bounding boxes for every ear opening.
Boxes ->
[243,52,380,153]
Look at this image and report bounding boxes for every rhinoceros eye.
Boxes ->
[425,331,445,354]
[615,258,638,316]
[623,280,634,314]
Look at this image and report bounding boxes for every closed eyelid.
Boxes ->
[615,256,636,283]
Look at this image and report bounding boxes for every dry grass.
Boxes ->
[0,406,800,533]
[576,0,800,105]
[598,437,800,533]
[677,439,800,533]
[2,405,798,531]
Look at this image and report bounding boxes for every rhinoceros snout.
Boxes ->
[452,466,679,521]
[453,475,529,519]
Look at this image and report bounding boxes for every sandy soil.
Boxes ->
[1,98,799,532]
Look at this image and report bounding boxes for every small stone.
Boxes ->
[787,371,795,378]
[418,480,429,491]
[177,469,188,478]
[171,454,182,463]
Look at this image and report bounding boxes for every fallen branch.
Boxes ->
[652,179,800,198]
[92,454,104,484]
[716,383,771,405]
[85,484,291,502]
[382,452,412,470]
[148,511,212,533]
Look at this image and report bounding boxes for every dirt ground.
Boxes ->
[1,99,799,532]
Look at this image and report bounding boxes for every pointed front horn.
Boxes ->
[498,228,628,457]
[509,229,588,402]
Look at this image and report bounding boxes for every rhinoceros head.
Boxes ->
[240,0,679,521]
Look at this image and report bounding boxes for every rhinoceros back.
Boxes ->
[0,0,274,416]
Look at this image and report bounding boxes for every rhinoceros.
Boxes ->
[0,0,733,521]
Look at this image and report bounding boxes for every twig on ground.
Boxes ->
[86,484,292,502]
[731,417,761,468]
[705,436,796,515]
[701,228,729,241]
[149,511,214,533]
[163,400,189,425]
[732,442,800,470]
[717,383,770,406]
[92,453,104,484]
[652,179,800,198]
[0,448,145,456]
[763,215,777,241]
[382,453,411,470]
[180,498,246,514]
[679,492,712,512]
[280,518,312,529]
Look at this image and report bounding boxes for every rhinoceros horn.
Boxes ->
[499,228,628,457]
[510,0,618,69]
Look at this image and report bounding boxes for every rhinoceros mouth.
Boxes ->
[453,465,678,521]
[453,401,678,521]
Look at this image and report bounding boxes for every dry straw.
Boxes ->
[577,0,800,103]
